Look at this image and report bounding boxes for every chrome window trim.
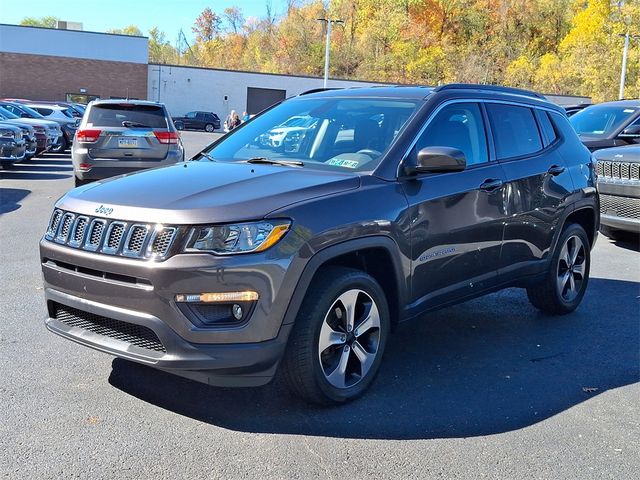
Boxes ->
[399,97,560,176]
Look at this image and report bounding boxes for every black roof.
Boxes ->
[298,84,559,107]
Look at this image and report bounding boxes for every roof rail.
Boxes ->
[434,83,546,100]
[299,87,343,96]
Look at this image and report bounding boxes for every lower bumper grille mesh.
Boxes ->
[53,303,166,353]
[600,193,640,220]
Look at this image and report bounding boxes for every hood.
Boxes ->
[57,161,360,224]
[4,117,59,129]
[0,121,34,134]
[593,145,640,163]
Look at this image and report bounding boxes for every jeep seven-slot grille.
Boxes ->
[596,161,640,181]
[600,193,640,220]
[45,209,178,260]
[54,303,166,353]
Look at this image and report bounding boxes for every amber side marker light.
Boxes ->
[175,291,259,303]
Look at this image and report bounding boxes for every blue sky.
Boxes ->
[2,0,289,42]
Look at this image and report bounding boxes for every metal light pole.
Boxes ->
[619,33,630,100]
[317,18,344,88]
[618,33,640,100]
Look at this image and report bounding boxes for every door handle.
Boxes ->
[479,178,503,192]
[547,164,566,176]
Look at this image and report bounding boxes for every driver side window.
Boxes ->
[414,102,488,166]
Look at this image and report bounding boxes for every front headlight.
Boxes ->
[185,220,290,255]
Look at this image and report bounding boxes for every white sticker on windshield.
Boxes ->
[327,159,359,168]
[593,130,605,134]
[623,109,636,113]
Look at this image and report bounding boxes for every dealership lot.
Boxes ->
[1,132,638,479]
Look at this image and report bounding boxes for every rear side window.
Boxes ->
[86,104,167,128]
[414,102,488,166]
[537,111,557,145]
[486,104,542,159]
[36,107,54,116]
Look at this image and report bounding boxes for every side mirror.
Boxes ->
[407,146,467,175]
[619,124,640,138]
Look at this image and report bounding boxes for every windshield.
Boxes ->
[569,105,638,137]
[202,97,418,172]
[0,106,19,119]
[3,103,45,119]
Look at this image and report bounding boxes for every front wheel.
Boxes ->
[175,122,184,131]
[282,266,390,405]
[527,223,590,315]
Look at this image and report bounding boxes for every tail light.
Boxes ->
[153,131,179,144]
[76,129,101,143]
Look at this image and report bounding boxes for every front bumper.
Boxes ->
[600,213,640,233]
[0,140,26,161]
[72,148,184,180]
[45,289,292,386]
[40,234,304,386]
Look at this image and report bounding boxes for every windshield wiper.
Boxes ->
[197,152,216,162]
[246,157,304,167]
[122,121,151,128]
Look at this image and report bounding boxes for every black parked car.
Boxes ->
[172,111,221,132]
[570,100,640,151]
[594,145,640,238]
[41,84,599,404]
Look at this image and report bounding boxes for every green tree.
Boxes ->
[107,25,144,36]
[20,16,60,28]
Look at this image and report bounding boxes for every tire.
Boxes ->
[175,122,184,131]
[527,223,590,315]
[74,176,89,187]
[282,266,390,405]
[205,123,214,133]
[600,225,621,240]
[51,137,68,153]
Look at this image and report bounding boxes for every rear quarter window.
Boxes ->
[486,104,542,159]
[86,104,167,128]
[536,111,558,145]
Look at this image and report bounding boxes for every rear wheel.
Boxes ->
[74,176,89,187]
[282,266,390,405]
[51,137,68,153]
[527,223,590,315]
[205,123,214,133]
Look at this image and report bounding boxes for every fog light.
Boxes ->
[175,291,259,303]
[232,304,243,320]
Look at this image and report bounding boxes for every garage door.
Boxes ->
[246,87,286,115]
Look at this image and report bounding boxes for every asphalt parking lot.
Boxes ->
[1,131,638,479]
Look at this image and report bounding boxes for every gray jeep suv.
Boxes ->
[41,85,599,405]
[72,100,184,187]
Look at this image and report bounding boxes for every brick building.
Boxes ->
[0,24,148,103]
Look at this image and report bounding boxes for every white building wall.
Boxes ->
[148,64,385,117]
[148,64,591,117]
[0,24,148,63]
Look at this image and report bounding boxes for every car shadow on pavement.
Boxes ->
[0,188,30,214]
[109,277,639,440]
[609,233,640,253]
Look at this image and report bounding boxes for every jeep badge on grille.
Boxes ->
[94,205,113,216]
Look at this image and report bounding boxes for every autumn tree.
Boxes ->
[192,7,222,42]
